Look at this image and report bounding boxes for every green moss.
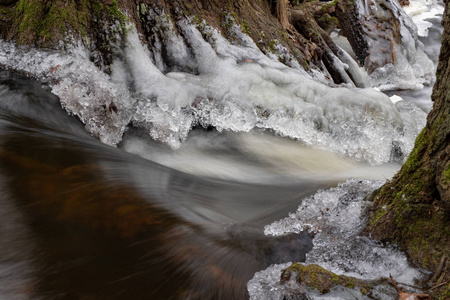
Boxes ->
[438,282,450,300]
[372,205,387,223]
[241,19,251,35]
[281,263,371,295]
[368,110,450,275]
[402,128,428,173]
[441,164,450,185]
[9,0,127,46]
[321,0,339,13]
[222,12,235,32]
[15,0,40,40]
[92,1,103,17]
[370,175,449,270]
[317,14,338,30]
[193,15,203,26]
[268,39,278,52]
[222,11,251,35]
[106,0,128,24]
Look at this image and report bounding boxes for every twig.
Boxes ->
[388,274,403,292]
[429,255,447,283]
[388,275,422,290]
[389,275,431,300]
[429,279,450,290]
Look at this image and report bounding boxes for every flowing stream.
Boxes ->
[0,0,444,299]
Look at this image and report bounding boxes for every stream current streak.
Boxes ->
[0,70,336,299]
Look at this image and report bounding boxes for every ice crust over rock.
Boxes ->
[117,18,426,164]
[248,262,398,300]
[0,41,134,145]
[251,179,425,299]
[365,0,436,91]
[247,262,394,300]
[264,179,383,238]
[0,11,427,164]
[247,263,293,300]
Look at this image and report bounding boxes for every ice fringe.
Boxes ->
[0,12,427,165]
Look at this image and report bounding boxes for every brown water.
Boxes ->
[0,71,331,299]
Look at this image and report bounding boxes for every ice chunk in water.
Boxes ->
[258,179,424,297]
[264,179,384,238]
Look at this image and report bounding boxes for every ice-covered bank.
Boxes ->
[0,13,427,165]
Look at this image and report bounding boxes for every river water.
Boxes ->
[0,0,443,299]
[0,69,405,299]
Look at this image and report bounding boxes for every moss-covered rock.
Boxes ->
[280,263,372,295]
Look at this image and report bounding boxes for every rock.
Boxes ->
[280,263,372,295]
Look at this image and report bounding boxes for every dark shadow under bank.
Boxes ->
[0,70,327,299]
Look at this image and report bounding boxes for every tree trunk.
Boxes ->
[367,1,450,297]
[276,0,290,30]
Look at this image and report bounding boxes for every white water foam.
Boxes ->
[122,131,401,184]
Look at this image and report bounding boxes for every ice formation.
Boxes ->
[248,179,425,299]
[248,262,398,300]
[247,263,294,300]
[264,179,383,238]
[0,7,428,164]
[365,0,436,91]
[0,41,134,145]
[404,0,445,37]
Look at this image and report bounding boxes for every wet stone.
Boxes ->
[280,263,372,295]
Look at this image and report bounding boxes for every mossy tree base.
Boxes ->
[367,1,450,298]
[0,0,127,47]
[0,0,380,86]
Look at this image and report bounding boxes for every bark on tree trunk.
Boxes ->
[290,8,355,85]
[367,1,450,297]
[276,0,290,30]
